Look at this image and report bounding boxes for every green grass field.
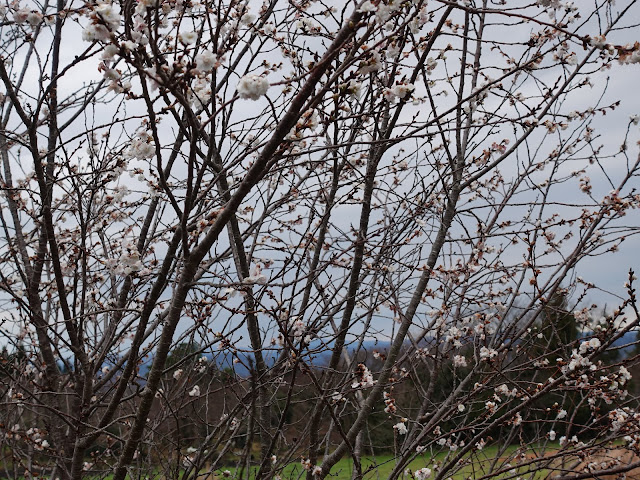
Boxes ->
[0,445,567,480]
[208,445,547,480]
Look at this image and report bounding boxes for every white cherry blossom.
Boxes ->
[237,75,270,100]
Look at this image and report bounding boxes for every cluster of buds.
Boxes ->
[383,390,397,414]
[352,363,376,389]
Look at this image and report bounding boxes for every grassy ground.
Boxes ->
[209,445,547,480]
[0,445,556,480]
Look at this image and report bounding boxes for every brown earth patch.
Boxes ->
[554,447,640,479]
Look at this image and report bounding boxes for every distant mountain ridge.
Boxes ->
[133,331,637,378]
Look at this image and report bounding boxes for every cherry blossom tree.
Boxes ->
[1,0,640,480]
